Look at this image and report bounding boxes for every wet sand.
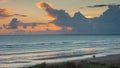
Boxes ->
[23,54,120,68]
[84,54,120,64]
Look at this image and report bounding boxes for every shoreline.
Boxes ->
[22,54,120,68]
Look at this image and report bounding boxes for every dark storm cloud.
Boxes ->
[94,5,120,24]
[37,1,93,33]
[37,1,120,34]
[0,8,27,19]
[92,4,120,34]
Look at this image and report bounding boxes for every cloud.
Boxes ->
[88,4,108,8]
[37,1,54,10]
[36,1,93,34]
[37,1,63,20]
[13,14,27,17]
[0,8,27,19]
[36,1,74,27]
[92,5,120,33]
[88,4,120,8]
[0,8,10,18]
[94,5,120,23]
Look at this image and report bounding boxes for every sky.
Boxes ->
[0,0,120,35]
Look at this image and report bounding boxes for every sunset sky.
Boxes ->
[0,0,120,35]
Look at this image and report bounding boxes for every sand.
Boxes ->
[83,54,120,64]
[22,54,120,68]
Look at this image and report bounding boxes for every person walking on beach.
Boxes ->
[93,55,96,59]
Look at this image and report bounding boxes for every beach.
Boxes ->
[85,54,120,64]
[23,54,120,68]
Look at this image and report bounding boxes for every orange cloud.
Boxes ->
[36,1,57,20]
[0,9,10,18]
[0,23,62,35]
[33,25,47,31]
[36,1,54,10]
[48,23,62,31]
[17,23,62,33]
[47,15,56,20]
[0,8,27,19]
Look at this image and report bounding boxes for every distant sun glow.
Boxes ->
[48,24,62,31]
[17,24,62,32]
[85,16,94,19]
[48,15,57,20]
[67,27,72,31]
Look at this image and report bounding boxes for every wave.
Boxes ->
[0,61,30,64]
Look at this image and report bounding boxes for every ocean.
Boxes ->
[0,35,120,68]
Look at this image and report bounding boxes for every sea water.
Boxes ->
[0,35,120,68]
